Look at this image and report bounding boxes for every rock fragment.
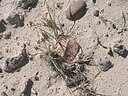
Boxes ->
[6,14,24,28]
[113,42,126,56]
[66,0,87,21]
[21,79,33,96]
[107,47,113,56]
[0,20,6,33]
[18,0,38,9]
[4,44,29,72]
[98,57,113,72]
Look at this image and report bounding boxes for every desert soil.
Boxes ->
[0,0,128,96]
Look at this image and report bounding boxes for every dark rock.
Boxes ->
[22,79,33,96]
[98,57,113,72]
[0,20,6,33]
[6,14,24,28]
[56,2,63,10]
[1,92,8,96]
[112,24,116,29]
[33,75,39,81]
[93,10,99,17]
[18,0,38,9]
[113,42,128,58]
[107,47,114,57]
[4,45,29,73]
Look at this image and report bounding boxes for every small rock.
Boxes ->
[98,57,113,72]
[22,79,33,95]
[1,92,8,96]
[112,24,116,29]
[18,0,38,9]
[93,10,99,17]
[107,47,113,56]
[0,20,6,33]
[4,32,11,39]
[66,0,87,21]
[11,88,15,91]
[4,45,29,72]
[56,2,63,10]
[113,42,126,56]
[6,13,24,28]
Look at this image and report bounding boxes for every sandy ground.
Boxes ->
[0,0,128,96]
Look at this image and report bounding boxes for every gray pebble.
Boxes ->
[0,21,6,33]
[98,57,113,72]
[113,42,126,56]
[6,14,24,28]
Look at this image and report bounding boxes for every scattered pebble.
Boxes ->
[93,10,99,17]
[6,14,24,28]
[107,47,113,56]
[11,88,15,91]
[66,0,87,21]
[56,2,63,10]
[4,45,29,72]
[98,57,113,72]
[0,20,6,33]
[22,79,33,96]
[112,24,116,29]
[1,92,8,96]
[113,42,126,56]
[18,0,38,9]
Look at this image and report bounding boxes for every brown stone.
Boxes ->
[66,0,87,21]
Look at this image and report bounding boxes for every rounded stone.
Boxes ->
[65,0,87,21]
